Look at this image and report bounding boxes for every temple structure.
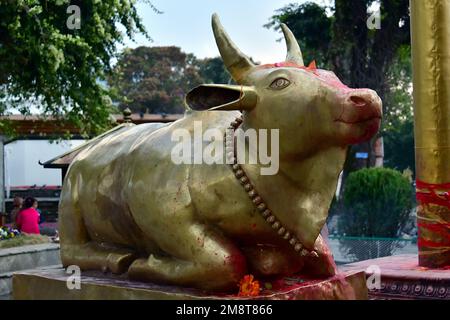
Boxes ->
[410,0,450,268]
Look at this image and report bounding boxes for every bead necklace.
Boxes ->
[225,116,318,258]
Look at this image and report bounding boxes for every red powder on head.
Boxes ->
[258,61,351,91]
[315,70,351,91]
[262,61,317,72]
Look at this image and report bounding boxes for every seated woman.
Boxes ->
[16,197,40,234]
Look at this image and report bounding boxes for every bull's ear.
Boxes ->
[186,84,257,111]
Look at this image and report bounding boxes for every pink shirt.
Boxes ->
[16,207,40,234]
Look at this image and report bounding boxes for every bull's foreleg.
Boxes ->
[301,234,338,277]
[127,223,247,291]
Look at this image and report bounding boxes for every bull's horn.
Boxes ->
[281,23,304,66]
[212,13,255,83]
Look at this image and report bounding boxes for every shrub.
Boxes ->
[337,168,414,260]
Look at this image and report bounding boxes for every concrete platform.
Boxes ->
[0,243,60,296]
[341,254,450,300]
[12,269,368,300]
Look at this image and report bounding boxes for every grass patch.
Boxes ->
[0,234,50,249]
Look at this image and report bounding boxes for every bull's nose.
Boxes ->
[348,90,380,108]
[337,89,382,125]
[350,95,368,107]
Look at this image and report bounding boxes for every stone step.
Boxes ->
[0,243,60,274]
[0,264,63,297]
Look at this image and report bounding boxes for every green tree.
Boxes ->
[383,119,414,173]
[382,45,415,173]
[108,46,204,114]
[265,2,332,67]
[266,1,411,171]
[197,57,231,84]
[0,0,156,135]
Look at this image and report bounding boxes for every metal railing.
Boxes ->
[328,236,417,263]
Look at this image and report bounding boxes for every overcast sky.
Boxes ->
[123,0,332,64]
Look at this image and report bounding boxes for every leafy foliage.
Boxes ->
[0,0,153,135]
[330,0,411,93]
[108,46,205,114]
[338,168,413,238]
[197,57,232,85]
[336,167,414,260]
[383,119,414,173]
[382,45,415,172]
[108,47,232,114]
[265,3,332,67]
[266,1,412,170]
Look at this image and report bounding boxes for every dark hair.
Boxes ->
[24,197,37,209]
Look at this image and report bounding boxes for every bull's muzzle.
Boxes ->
[339,89,383,124]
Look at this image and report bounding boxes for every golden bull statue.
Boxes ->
[59,14,382,292]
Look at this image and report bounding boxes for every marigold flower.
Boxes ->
[238,274,260,297]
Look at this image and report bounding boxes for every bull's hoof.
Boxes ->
[106,252,138,274]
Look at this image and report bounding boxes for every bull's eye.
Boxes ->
[269,77,291,90]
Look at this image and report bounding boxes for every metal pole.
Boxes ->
[410,0,450,268]
[0,135,4,215]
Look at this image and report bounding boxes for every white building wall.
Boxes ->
[4,140,85,192]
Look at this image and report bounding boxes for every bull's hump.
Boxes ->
[73,123,168,166]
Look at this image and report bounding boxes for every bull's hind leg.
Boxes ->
[61,242,137,274]
[127,222,247,291]
[59,176,137,274]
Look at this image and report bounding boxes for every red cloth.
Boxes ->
[16,207,40,234]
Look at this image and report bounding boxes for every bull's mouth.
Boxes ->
[334,115,382,125]
[333,97,382,126]
[334,114,382,145]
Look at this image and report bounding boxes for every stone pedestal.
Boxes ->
[13,268,367,300]
[0,244,61,298]
[342,254,450,300]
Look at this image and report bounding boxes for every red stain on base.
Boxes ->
[224,251,247,278]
